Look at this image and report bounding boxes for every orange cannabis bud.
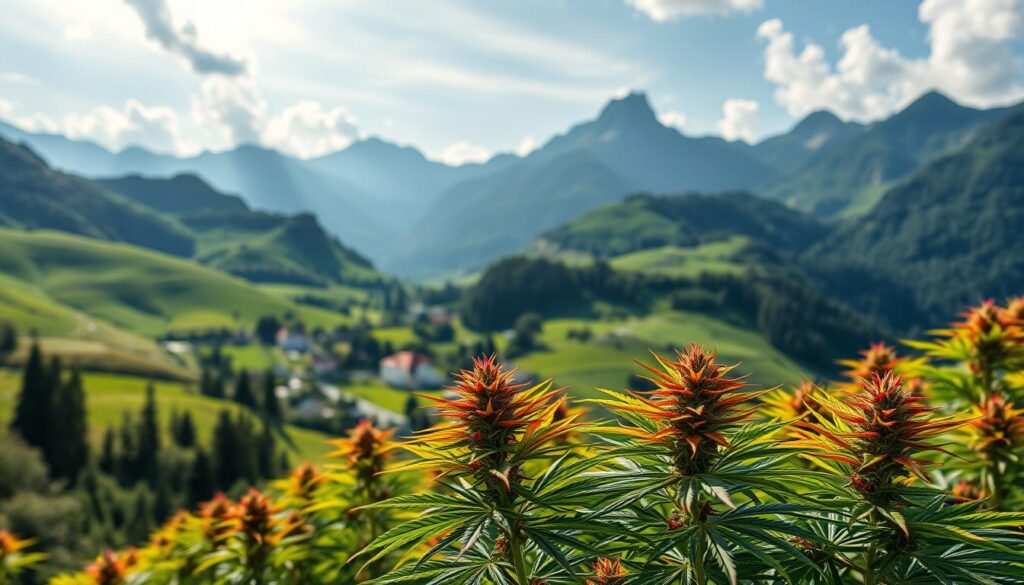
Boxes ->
[587,557,627,585]
[612,344,765,475]
[331,419,394,477]
[794,372,965,504]
[0,530,29,558]
[764,380,819,421]
[198,494,241,543]
[86,550,134,585]
[287,462,327,500]
[971,395,1024,455]
[239,488,279,546]
[842,342,905,380]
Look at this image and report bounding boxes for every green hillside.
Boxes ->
[0,229,349,337]
[97,173,248,214]
[536,191,825,258]
[609,237,750,277]
[0,369,333,463]
[766,91,1010,217]
[807,105,1024,331]
[0,137,194,256]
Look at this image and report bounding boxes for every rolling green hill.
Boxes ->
[0,137,195,257]
[535,191,825,258]
[806,105,1024,331]
[0,229,349,338]
[97,173,248,214]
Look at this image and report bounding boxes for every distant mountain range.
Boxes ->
[1,90,1019,280]
[0,140,386,288]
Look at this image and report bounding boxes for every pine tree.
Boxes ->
[212,410,239,490]
[10,342,51,450]
[99,426,117,475]
[210,371,225,399]
[174,411,197,448]
[261,370,281,421]
[187,448,215,506]
[256,423,278,479]
[118,412,137,483]
[136,383,161,482]
[49,369,89,482]
[233,370,257,410]
[153,478,175,524]
[0,320,16,356]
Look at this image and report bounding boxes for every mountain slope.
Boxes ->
[93,172,383,286]
[385,93,782,278]
[0,137,194,257]
[806,105,1024,330]
[751,111,865,174]
[97,173,248,214]
[0,228,347,337]
[766,91,1011,217]
[536,191,827,258]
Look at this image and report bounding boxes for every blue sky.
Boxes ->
[0,0,1021,163]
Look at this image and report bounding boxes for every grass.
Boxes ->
[516,311,813,402]
[0,229,350,338]
[610,237,748,278]
[218,344,279,371]
[0,369,334,463]
[335,380,444,414]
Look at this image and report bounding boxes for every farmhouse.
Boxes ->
[379,351,446,389]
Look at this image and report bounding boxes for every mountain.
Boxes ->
[765,91,1011,217]
[305,138,484,232]
[806,105,1024,331]
[384,92,782,278]
[0,137,194,257]
[92,171,382,286]
[97,173,248,214]
[536,191,827,258]
[751,111,864,174]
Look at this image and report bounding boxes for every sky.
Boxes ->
[0,0,1022,165]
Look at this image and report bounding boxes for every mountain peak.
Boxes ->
[596,91,658,126]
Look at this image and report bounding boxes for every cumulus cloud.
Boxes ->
[716,99,759,142]
[64,100,192,154]
[658,110,688,131]
[191,77,266,147]
[757,0,1024,122]
[626,0,764,21]
[439,141,492,166]
[124,0,249,76]
[263,100,363,159]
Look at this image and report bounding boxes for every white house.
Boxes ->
[379,351,446,389]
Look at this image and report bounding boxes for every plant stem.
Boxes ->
[510,536,531,585]
[862,547,876,585]
[693,535,709,585]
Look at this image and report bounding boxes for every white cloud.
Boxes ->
[626,0,764,21]
[191,77,266,147]
[263,100,362,159]
[439,141,492,166]
[658,110,688,131]
[716,98,758,142]
[758,1,1024,122]
[64,99,192,154]
[123,0,249,76]
[515,135,540,157]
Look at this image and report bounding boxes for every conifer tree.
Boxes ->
[136,383,161,481]
[187,448,215,506]
[212,410,240,490]
[261,370,281,421]
[256,423,278,479]
[125,488,154,543]
[0,320,16,356]
[173,411,197,448]
[99,426,117,475]
[10,342,51,450]
[153,478,174,524]
[118,412,137,483]
[233,370,258,410]
[49,368,89,482]
[210,371,226,399]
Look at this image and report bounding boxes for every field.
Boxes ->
[609,236,749,277]
[0,229,350,338]
[0,369,334,463]
[516,310,811,402]
[335,380,445,413]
